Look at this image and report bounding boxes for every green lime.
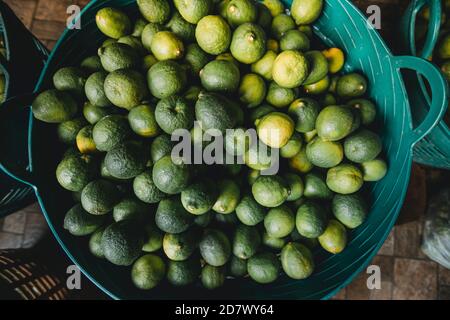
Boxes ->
[153,156,191,195]
[235,194,267,226]
[96,7,132,39]
[291,0,324,25]
[196,15,231,55]
[93,115,132,152]
[336,73,367,98]
[318,220,347,254]
[85,71,111,107]
[281,242,314,279]
[230,23,267,64]
[298,25,313,38]
[289,146,313,173]
[239,73,267,108]
[184,43,212,77]
[232,224,261,259]
[316,105,355,141]
[200,60,241,92]
[181,179,218,215]
[155,196,194,234]
[332,193,367,229]
[113,197,149,222]
[166,12,196,42]
[131,254,166,289]
[303,129,317,143]
[306,137,344,168]
[128,104,160,138]
[57,118,88,145]
[229,256,248,277]
[167,258,201,286]
[344,129,382,163]
[257,2,273,30]
[147,60,187,99]
[303,51,329,85]
[151,134,176,163]
[98,42,139,72]
[261,0,285,17]
[155,95,194,134]
[262,232,287,250]
[326,164,364,195]
[89,227,106,258]
[295,201,327,238]
[53,67,87,98]
[266,82,297,108]
[163,229,198,261]
[199,229,231,266]
[284,172,304,201]
[280,29,310,52]
[80,55,103,73]
[256,112,295,148]
[81,179,120,215]
[264,205,295,238]
[247,252,280,284]
[252,175,289,208]
[303,75,330,95]
[117,35,146,56]
[303,172,333,200]
[271,14,295,40]
[225,127,251,156]
[141,23,165,51]
[104,69,148,110]
[347,99,377,125]
[361,158,388,182]
[280,132,303,159]
[134,169,167,204]
[174,0,213,24]
[244,143,275,170]
[226,0,258,28]
[151,31,185,60]
[56,153,98,192]
[247,169,261,186]
[251,50,277,80]
[213,179,240,214]
[104,141,148,179]
[137,0,171,24]
[288,98,320,133]
[142,224,164,252]
[195,92,237,134]
[132,18,147,37]
[272,50,309,88]
[32,89,78,123]
[64,204,105,236]
[201,265,225,289]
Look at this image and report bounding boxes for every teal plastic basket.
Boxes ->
[0,0,448,299]
[0,1,47,218]
[399,0,450,169]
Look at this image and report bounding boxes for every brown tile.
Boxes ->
[439,266,450,286]
[77,0,92,7]
[0,232,23,249]
[42,40,57,50]
[393,258,438,300]
[3,0,37,29]
[370,281,393,300]
[35,0,78,23]
[394,221,420,258]
[439,286,450,300]
[331,288,346,300]
[377,229,395,256]
[22,212,48,249]
[346,272,371,300]
[367,256,394,300]
[31,19,66,41]
[2,212,26,234]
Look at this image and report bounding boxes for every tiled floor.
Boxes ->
[1,0,449,300]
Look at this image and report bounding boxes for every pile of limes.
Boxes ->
[31,0,388,291]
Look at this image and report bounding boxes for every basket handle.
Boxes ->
[403,0,441,59]
[0,93,38,187]
[392,55,449,145]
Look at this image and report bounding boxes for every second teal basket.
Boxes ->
[0,0,448,299]
[399,0,450,169]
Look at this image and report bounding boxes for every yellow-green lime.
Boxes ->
[174,0,213,24]
[128,104,160,138]
[326,164,364,195]
[230,23,267,64]
[151,31,185,60]
[96,7,132,39]
[256,112,295,148]
[196,15,232,55]
[251,50,277,80]
[291,0,324,25]
[272,50,309,88]
[137,0,171,24]
[239,73,267,108]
